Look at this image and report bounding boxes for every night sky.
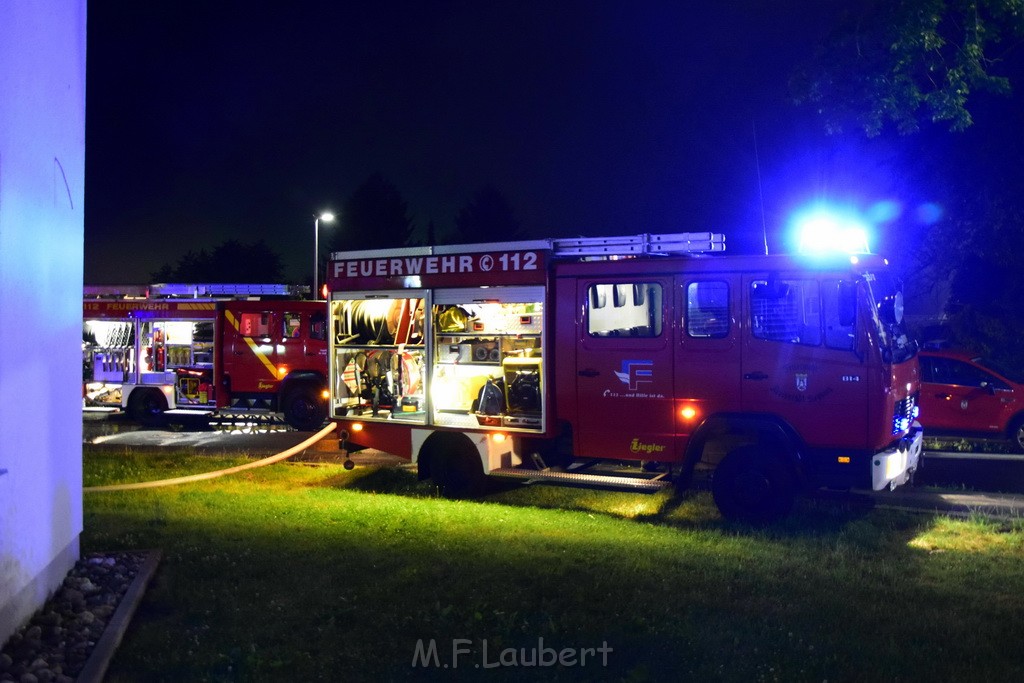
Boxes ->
[84,2,1024,285]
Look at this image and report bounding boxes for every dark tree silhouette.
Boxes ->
[415,219,439,247]
[932,199,1024,367]
[328,173,415,253]
[449,186,526,244]
[792,0,1023,136]
[151,239,284,283]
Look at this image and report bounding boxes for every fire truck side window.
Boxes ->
[823,279,855,351]
[240,312,271,337]
[587,283,662,337]
[309,311,327,341]
[750,279,822,345]
[282,313,302,338]
[686,281,729,338]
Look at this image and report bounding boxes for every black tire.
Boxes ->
[1009,417,1024,453]
[712,446,796,523]
[128,388,167,426]
[432,445,486,499]
[282,385,327,431]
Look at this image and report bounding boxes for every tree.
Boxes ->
[151,239,284,283]
[328,173,415,253]
[792,0,1024,136]
[448,186,526,244]
[931,198,1024,367]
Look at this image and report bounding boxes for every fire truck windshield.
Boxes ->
[865,273,917,364]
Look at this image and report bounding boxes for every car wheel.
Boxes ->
[712,446,796,523]
[1009,418,1024,453]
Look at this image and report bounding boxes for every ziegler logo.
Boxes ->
[614,360,653,391]
[630,439,666,454]
[257,380,277,390]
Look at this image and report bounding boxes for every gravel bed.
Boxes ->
[0,551,146,682]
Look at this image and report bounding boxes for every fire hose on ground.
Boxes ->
[84,422,339,493]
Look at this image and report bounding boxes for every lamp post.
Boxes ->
[313,211,335,299]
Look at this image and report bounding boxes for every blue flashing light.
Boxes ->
[866,200,902,224]
[791,205,873,255]
[915,202,943,224]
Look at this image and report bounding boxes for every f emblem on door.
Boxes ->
[615,360,654,391]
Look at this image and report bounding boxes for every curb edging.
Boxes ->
[76,549,162,683]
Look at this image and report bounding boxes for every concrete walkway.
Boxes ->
[867,486,1024,518]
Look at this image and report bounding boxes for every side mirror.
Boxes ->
[878,291,905,325]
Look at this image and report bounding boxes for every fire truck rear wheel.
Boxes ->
[711,446,796,524]
[128,388,167,426]
[431,442,486,499]
[282,386,328,431]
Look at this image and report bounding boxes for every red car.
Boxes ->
[918,349,1024,451]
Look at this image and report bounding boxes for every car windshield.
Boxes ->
[976,356,1024,384]
[864,272,917,365]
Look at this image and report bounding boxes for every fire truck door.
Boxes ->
[224,308,280,393]
[675,275,742,431]
[277,309,308,372]
[575,279,677,461]
[741,274,868,448]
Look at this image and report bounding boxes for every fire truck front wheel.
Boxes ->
[711,446,796,524]
[128,388,167,426]
[281,385,328,431]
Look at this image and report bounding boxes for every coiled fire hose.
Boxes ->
[84,422,338,493]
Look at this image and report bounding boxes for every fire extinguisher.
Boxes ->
[198,382,210,404]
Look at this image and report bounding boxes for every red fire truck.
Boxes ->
[324,233,923,521]
[83,284,329,430]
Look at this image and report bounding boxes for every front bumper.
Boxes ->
[871,422,924,491]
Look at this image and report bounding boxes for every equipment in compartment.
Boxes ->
[502,356,542,426]
[445,343,474,363]
[357,350,397,415]
[473,377,506,426]
[336,347,426,417]
[176,368,215,406]
[473,341,500,362]
[442,339,499,363]
[433,365,487,413]
[336,298,423,345]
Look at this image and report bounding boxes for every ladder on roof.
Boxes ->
[329,232,726,262]
[148,283,308,298]
[550,232,725,257]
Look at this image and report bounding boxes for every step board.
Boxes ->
[488,467,672,493]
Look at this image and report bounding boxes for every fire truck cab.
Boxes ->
[325,233,923,521]
[83,283,329,430]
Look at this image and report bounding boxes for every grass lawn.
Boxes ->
[83,446,1024,682]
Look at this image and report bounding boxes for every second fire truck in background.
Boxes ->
[83,284,329,430]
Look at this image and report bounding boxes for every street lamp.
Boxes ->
[313,211,335,299]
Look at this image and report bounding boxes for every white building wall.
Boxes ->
[0,1,87,643]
